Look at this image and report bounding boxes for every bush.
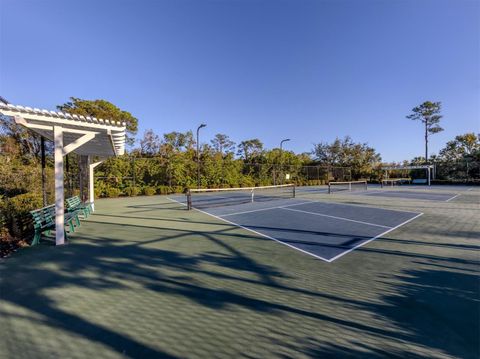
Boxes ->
[143,186,156,196]
[94,181,107,199]
[156,185,170,195]
[173,186,184,194]
[124,186,139,196]
[105,187,121,198]
[2,192,43,240]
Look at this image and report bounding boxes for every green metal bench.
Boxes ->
[30,205,80,245]
[66,196,92,218]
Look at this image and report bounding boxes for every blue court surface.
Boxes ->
[359,190,459,202]
[169,195,422,262]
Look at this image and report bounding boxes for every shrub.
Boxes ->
[105,187,121,198]
[94,181,107,198]
[2,192,43,240]
[124,186,139,196]
[173,186,184,194]
[143,186,156,196]
[156,186,170,195]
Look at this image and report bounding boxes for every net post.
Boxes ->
[349,182,352,191]
[293,184,296,198]
[364,181,368,190]
[328,183,331,194]
[186,190,192,210]
[251,188,254,203]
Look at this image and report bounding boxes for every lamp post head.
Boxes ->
[198,123,207,130]
[280,138,291,148]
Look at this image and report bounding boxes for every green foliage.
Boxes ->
[105,187,121,198]
[237,139,264,161]
[156,185,171,195]
[439,133,480,161]
[211,133,236,155]
[124,186,139,196]
[312,137,381,179]
[143,186,156,196]
[57,97,138,146]
[1,193,43,239]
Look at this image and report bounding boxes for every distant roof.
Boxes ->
[0,96,9,105]
[0,103,126,156]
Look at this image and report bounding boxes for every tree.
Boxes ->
[0,114,47,161]
[406,101,444,163]
[211,133,236,156]
[312,138,343,166]
[237,139,263,161]
[162,131,195,152]
[312,136,381,179]
[139,129,160,156]
[439,133,480,161]
[57,97,138,147]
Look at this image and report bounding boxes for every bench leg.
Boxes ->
[68,219,75,233]
[32,231,41,246]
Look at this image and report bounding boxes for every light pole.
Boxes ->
[279,138,291,185]
[196,123,207,189]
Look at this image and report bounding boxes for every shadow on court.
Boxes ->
[1,195,479,358]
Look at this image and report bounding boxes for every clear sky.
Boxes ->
[0,0,478,161]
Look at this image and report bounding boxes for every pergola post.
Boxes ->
[88,158,104,211]
[54,125,65,245]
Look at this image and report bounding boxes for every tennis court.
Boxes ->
[169,186,423,262]
[360,189,459,202]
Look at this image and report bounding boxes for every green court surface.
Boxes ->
[1,187,479,358]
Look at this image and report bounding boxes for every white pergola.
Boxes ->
[0,103,126,245]
[382,165,434,185]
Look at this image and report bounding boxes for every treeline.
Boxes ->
[93,130,382,197]
[1,97,479,254]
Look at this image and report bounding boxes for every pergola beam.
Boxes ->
[63,132,96,155]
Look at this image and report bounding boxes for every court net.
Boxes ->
[381,178,411,187]
[328,180,367,194]
[186,184,296,210]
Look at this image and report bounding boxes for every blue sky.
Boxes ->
[0,0,478,161]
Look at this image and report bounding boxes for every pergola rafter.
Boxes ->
[0,103,127,245]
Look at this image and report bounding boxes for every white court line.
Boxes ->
[445,193,461,202]
[220,201,314,217]
[192,204,331,262]
[309,198,423,215]
[280,207,392,229]
[166,196,187,206]
[326,212,424,262]
[167,195,424,263]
